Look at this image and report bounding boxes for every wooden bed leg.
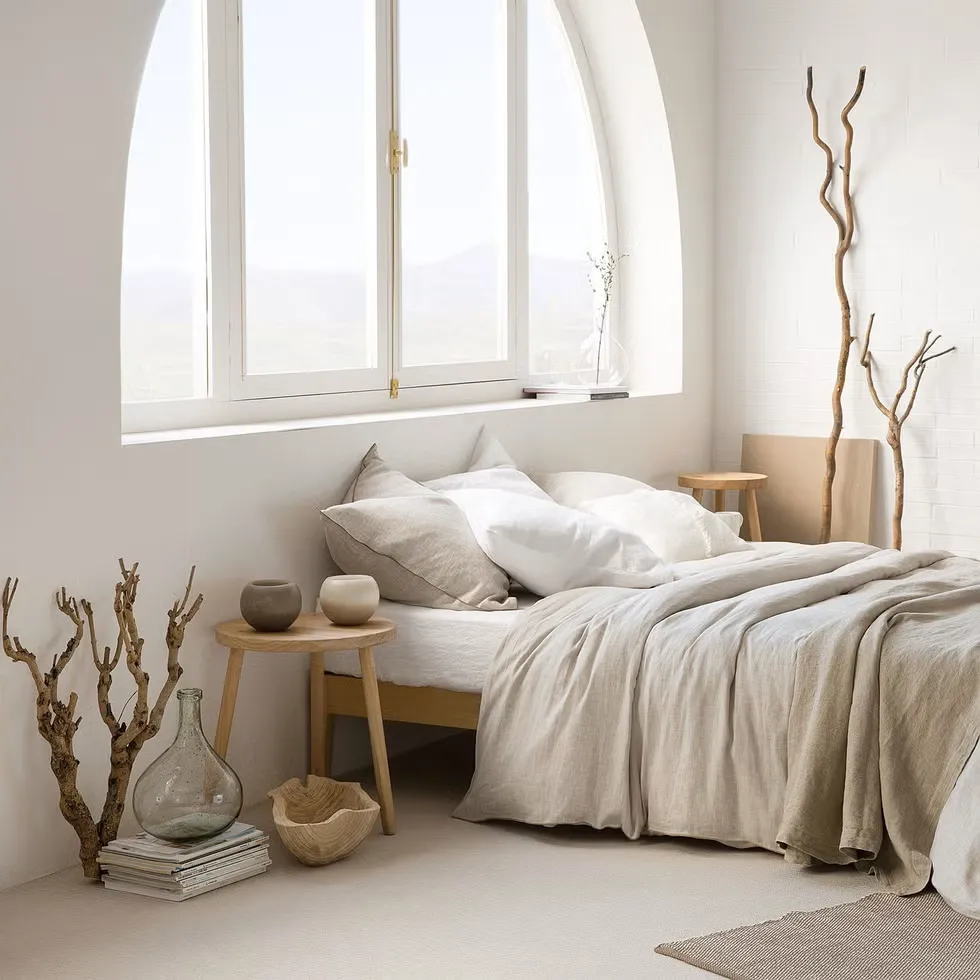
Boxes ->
[323,706,335,777]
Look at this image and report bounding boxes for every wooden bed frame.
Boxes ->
[322,672,480,774]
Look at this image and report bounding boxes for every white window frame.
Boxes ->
[121,0,616,435]
[390,0,521,393]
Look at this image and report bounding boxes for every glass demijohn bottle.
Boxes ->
[133,688,243,842]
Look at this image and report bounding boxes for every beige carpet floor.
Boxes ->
[0,734,875,979]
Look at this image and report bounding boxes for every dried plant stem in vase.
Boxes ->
[578,245,628,387]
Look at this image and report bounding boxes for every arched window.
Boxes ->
[121,0,616,423]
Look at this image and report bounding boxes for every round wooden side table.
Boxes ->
[677,471,768,542]
[212,614,398,835]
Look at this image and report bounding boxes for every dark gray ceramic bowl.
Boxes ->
[240,580,302,633]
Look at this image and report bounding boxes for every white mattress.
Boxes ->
[322,596,538,693]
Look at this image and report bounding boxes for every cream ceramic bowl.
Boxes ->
[318,574,380,626]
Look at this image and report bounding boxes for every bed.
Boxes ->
[317,434,980,918]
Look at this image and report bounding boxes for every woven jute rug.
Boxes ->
[656,891,980,979]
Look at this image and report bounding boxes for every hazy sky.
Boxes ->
[123,0,604,274]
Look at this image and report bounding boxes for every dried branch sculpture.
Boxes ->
[1,561,203,878]
[860,316,954,550]
[806,65,867,543]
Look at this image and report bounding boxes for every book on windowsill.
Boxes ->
[97,821,270,901]
[522,385,629,402]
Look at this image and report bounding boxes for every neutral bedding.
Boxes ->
[455,542,980,900]
[321,595,536,692]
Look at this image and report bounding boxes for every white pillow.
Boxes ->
[427,428,549,499]
[443,488,672,596]
[534,470,649,507]
[426,467,550,500]
[580,488,752,563]
[467,427,518,471]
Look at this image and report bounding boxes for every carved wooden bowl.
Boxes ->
[268,775,379,866]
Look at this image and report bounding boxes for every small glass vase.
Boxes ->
[133,688,243,843]
[574,326,629,388]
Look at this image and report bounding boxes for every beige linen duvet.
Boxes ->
[455,543,980,894]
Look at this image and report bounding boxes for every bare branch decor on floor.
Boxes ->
[860,315,955,550]
[1,561,203,878]
[805,65,867,544]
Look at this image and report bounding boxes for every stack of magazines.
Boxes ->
[98,822,270,901]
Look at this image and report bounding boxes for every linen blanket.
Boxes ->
[455,543,980,893]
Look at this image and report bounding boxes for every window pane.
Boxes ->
[121,0,208,404]
[399,0,504,367]
[242,1,371,376]
[528,0,605,378]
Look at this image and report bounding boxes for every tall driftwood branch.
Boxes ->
[860,315,955,549]
[2,563,203,878]
[806,65,867,544]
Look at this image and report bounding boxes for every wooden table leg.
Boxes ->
[358,647,395,835]
[309,651,326,778]
[213,648,245,758]
[746,488,763,542]
[713,488,725,512]
[692,488,704,506]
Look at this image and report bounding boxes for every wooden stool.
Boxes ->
[212,615,398,835]
[677,472,768,542]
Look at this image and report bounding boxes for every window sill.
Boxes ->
[122,387,666,447]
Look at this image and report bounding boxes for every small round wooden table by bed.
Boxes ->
[212,614,397,834]
[677,471,768,542]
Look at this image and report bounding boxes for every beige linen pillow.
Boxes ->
[323,446,515,611]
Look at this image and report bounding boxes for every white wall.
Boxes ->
[715,0,980,552]
[0,0,715,888]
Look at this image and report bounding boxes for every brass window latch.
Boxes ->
[388,130,408,176]
[389,377,399,399]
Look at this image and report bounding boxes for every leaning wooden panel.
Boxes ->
[324,674,481,730]
[741,434,877,545]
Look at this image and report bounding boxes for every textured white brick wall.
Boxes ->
[714,0,980,553]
